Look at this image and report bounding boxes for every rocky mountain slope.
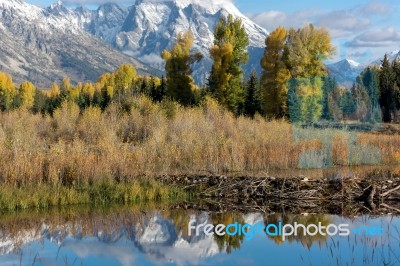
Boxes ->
[0,0,155,87]
[69,0,268,84]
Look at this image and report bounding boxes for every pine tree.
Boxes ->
[287,77,324,123]
[208,15,249,113]
[379,54,397,122]
[32,90,47,114]
[151,76,167,102]
[352,81,371,121]
[161,31,202,106]
[327,84,344,121]
[358,67,381,122]
[243,72,259,117]
[393,59,400,112]
[321,76,337,120]
[340,90,356,119]
[260,26,291,119]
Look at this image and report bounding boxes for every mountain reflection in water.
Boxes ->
[0,206,399,266]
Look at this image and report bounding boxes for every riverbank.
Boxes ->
[2,97,400,211]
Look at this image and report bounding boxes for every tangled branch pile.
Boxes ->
[161,171,400,215]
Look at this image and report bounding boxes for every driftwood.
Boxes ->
[160,171,400,215]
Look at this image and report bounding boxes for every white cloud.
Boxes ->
[250,0,392,39]
[250,9,320,32]
[345,27,400,47]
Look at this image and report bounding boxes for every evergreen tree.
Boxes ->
[243,72,259,117]
[358,67,381,122]
[161,31,202,106]
[260,26,291,119]
[151,76,167,102]
[361,68,380,109]
[321,76,337,120]
[327,85,344,121]
[340,90,356,119]
[351,81,371,121]
[287,77,323,123]
[379,54,397,122]
[32,89,47,114]
[208,15,249,113]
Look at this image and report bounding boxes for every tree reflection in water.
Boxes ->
[0,205,398,266]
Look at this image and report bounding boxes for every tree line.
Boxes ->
[0,14,399,124]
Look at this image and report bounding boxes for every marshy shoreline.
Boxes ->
[1,96,400,213]
[2,168,400,215]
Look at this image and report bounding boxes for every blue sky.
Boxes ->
[25,0,400,64]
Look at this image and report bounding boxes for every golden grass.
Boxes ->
[0,95,399,188]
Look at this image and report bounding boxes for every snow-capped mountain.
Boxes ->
[0,212,222,265]
[71,0,268,84]
[0,0,155,86]
[326,59,365,88]
[371,49,400,66]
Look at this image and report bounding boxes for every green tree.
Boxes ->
[327,85,344,121]
[208,14,249,113]
[340,89,356,119]
[260,26,291,118]
[161,31,202,106]
[284,24,335,123]
[243,72,260,117]
[379,54,398,122]
[288,77,324,123]
[150,76,166,102]
[321,76,337,120]
[32,89,48,114]
[358,67,381,122]
[351,81,370,121]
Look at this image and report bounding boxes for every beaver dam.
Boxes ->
[160,170,400,216]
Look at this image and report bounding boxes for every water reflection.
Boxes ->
[0,206,399,266]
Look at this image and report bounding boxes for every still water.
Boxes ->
[0,205,399,266]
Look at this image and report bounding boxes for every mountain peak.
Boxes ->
[137,0,239,15]
[48,0,70,15]
[346,59,361,68]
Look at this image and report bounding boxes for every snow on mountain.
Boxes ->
[0,0,155,86]
[69,0,268,84]
[0,212,221,265]
[326,59,365,88]
[0,0,268,85]
[371,49,400,66]
[329,50,400,88]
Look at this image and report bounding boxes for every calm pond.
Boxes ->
[0,205,399,266]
